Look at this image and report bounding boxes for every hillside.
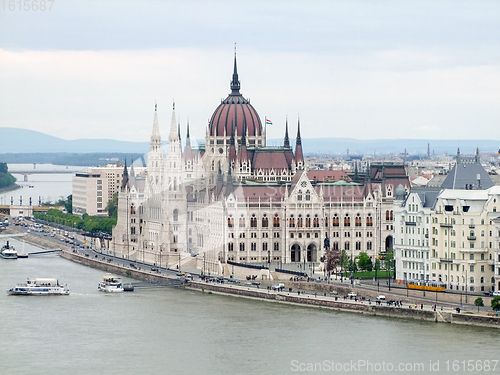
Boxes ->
[1,127,499,156]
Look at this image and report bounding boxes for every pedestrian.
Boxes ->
[421,304,423,310]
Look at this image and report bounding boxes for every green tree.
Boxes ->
[65,195,73,214]
[340,249,349,270]
[357,252,370,271]
[366,257,373,272]
[474,297,484,312]
[491,296,500,311]
[106,192,119,218]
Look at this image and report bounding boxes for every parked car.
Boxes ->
[493,291,500,297]
[376,295,386,301]
[347,292,357,298]
[251,281,260,286]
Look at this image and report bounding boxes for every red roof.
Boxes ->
[307,170,350,182]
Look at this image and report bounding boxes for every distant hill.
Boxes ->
[1,127,499,156]
[0,127,150,153]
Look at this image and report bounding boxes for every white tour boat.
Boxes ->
[0,241,18,259]
[98,275,124,293]
[8,278,70,296]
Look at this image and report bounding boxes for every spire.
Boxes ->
[229,122,237,162]
[150,102,161,151]
[169,101,178,143]
[475,147,480,163]
[230,45,241,95]
[178,122,181,143]
[184,121,193,160]
[238,120,248,163]
[295,117,303,165]
[456,147,461,165]
[284,117,290,149]
[121,158,129,192]
[186,123,191,146]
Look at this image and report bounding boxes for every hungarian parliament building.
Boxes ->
[111,55,409,271]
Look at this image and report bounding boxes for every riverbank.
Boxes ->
[59,247,500,329]
[4,226,500,329]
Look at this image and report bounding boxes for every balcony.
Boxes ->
[440,258,454,263]
[469,224,475,228]
[440,223,453,228]
[405,221,416,226]
[467,235,476,241]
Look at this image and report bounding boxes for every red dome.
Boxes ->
[209,95,262,137]
[209,56,263,138]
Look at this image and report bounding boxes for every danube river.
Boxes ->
[1,164,79,205]
[1,238,499,375]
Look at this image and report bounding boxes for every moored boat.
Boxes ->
[0,241,18,259]
[98,275,124,293]
[8,278,70,295]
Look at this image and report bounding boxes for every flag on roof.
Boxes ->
[265,118,272,126]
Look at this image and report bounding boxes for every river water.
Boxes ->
[0,238,499,375]
[1,164,78,205]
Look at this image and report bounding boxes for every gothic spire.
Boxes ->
[150,102,161,151]
[295,117,303,165]
[230,46,241,95]
[284,117,290,149]
[169,101,178,143]
[121,157,129,192]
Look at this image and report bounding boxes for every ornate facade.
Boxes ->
[111,55,409,273]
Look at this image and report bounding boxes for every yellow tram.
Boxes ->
[406,279,446,292]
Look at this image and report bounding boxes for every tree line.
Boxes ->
[0,162,16,189]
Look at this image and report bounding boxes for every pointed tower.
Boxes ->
[295,118,304,169]
[228,123,237,163]
[146,103,164,195]
[284,117,290,149]
[166,102,183,193]
[231,49,240,95]
[121,158,129,192]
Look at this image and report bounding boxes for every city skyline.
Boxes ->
[1,1,500,143]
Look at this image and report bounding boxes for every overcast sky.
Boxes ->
[1,0,500,144]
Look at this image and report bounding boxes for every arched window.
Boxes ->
[130,205,136,215]
[344,241,350,251]
[390,210,393,220]
[324,217,328,227]
[344,214,350,227]
[366,214,373,227]
[386,210,390,221]
[227,216,234,228]
[313,215,319,228]
[250,214,257,228]
[297,190,302,201]
[305,215,311,228]
[273,214,280,228]
[333,214,339,227]
[239,215,245,228]
[262,215,269,227]
[173,178,177,191]
[305,190,310,201]
[289,215,295,228]
[297,215,303,228]
[173,209,178,222]
[355,214,361,227]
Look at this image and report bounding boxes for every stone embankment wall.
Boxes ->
[187,281,500,329]
[60,251,182,284]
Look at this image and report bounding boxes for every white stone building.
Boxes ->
[110,55,409,273]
